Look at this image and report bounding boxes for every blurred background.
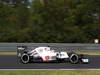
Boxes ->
[0,0,100,43]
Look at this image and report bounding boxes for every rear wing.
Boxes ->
[17,46,27,57]
[17,46,27,50]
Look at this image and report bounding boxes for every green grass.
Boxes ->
[0,51,100,55]
[0,70,100,75]
[0,51,16,55]
[75,50,100,55]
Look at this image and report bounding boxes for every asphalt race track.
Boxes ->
[0,55,100,69]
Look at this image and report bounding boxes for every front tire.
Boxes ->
[69,54,79,64]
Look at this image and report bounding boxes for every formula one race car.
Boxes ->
[17,46,89,64]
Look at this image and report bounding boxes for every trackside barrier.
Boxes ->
[0,43,100,51]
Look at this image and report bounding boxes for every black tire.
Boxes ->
[69,54,79,64]
[21,53,30,64]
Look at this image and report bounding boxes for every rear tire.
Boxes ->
[21,53,30,64]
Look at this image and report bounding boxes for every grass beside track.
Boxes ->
[0,70,100,75]
[75,50,100,55]
[0,51,16,55]
[0,51,100,55]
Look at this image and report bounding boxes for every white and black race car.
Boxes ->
[17,46,89,64]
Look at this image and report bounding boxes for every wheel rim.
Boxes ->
[21,54,29,63]
[70,54,78,63]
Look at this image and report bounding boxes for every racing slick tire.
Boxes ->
[21,53,30,64]
[69,54,79,64]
